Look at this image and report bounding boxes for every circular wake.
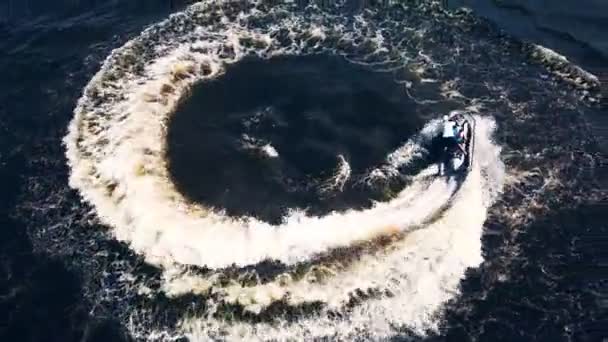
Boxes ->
[63,0,604,340]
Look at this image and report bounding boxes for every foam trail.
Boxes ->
[363,119,440,183]
[319,154,351,193]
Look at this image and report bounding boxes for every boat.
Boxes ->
[439,111,475,175]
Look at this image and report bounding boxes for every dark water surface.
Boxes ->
[168,54,422,223]
[447,0,608,151]
[448,0,608,70]
[1,1,606,341]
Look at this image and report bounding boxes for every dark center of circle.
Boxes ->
[167,54,422,224]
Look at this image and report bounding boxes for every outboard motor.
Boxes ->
[450,151,466,172]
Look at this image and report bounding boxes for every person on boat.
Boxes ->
[442,115,457,151]
[443,114,467,155]
[456,120,469,154]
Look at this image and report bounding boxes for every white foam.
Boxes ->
[364,119,439,183]
[530,44,600,87]
[319,154,351,193]
[261,144,279,158]
[241,135,279,158]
